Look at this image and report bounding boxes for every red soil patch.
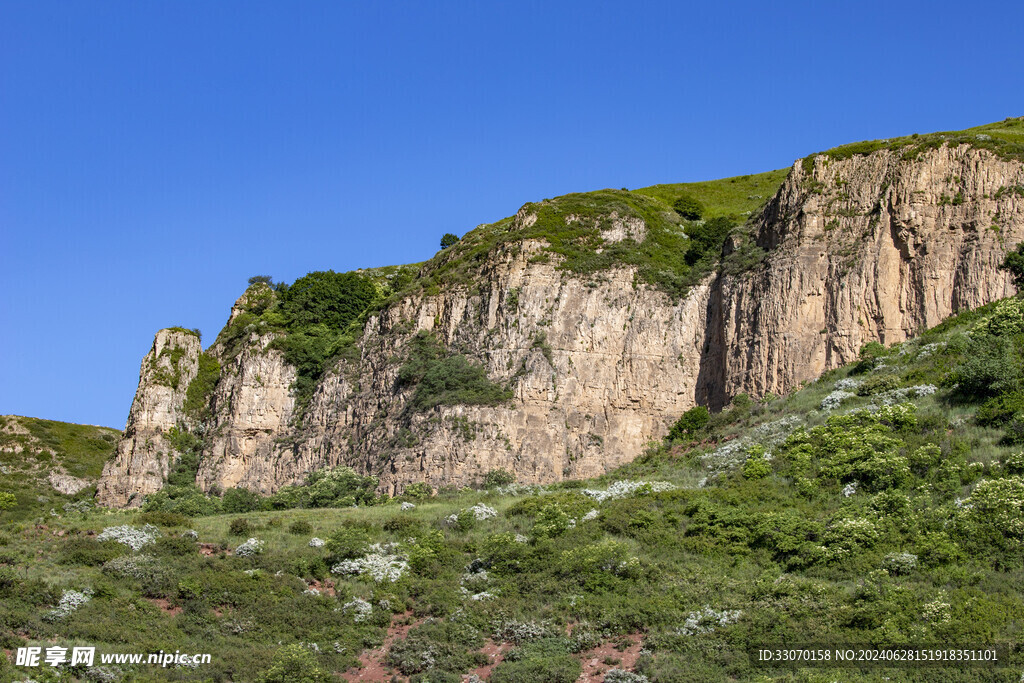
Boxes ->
[199,543,230,557]
[145,597,183,616]
[468,639,514,680]
[575,633,645,681]
[306,578,337,597]
[343,611,424,682]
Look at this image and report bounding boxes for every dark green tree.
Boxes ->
[247,274,274,286]
[668,405,710,441]
[672,193,704,220]
[1000,242,1024,291]
[440,233,459,249]
[279,270,377,331]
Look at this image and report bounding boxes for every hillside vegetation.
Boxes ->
[0,416,118,523]
[4,297,1024,681]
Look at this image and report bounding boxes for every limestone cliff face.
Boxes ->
[98,142,1024,504]
[97,329,201,506]
[698,145,1024,406]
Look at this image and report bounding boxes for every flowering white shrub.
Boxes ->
[842,483,857,498]
[582,480,676,503]
[679,606,742,636]
[582,509,599,522]
[235,537,265,557]
[820,518,879,559]
[834,378,862,391]
[331,543,408,582]
[495,483,542,496]
[44,588,93,621]
[882,552,918,575]
[342,597,372,623]
[400,502,416,511]
[922,591,951,624]
[469,591,494,601]
[875,384,938,405]
[604,670,649,683]
[916,342,946,359]
[467,503,497,520]
[303,587,321,596]
[514,534,529,544]
[308,537,325,548]
[102,553,156,579]
[492,619,551,644]
[821,390,855,411]
[97,524,160,551]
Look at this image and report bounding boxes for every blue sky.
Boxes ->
[2,0,1022,428]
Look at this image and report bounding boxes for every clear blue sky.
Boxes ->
[2,1,1022,428]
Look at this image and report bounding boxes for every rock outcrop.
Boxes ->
[98,141,1024,505]
[97,329,200,506]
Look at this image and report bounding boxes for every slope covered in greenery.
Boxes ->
[5,297,1024,681]
[801,116,1024,173]
[0,416,119,523]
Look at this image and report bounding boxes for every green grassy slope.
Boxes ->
[0,416,119,523]
[5,299,1024,681]
[802,116,1024,173]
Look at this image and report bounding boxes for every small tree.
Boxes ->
[668,406,710,441]
[440,233,459,249]
[673,193,704,220]
[1001,243,1024,291]
[248,275,274,287]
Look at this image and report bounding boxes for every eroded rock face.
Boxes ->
[96,329,201,507]
[99,144,1024,504]
[698,145,1024,406]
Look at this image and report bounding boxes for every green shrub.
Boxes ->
[59,538,125,566]
[135,510,192,528]
[260,643,332,683]
[279,270,377,331]
[152,535,198,558]
[288,520,313,535]
[229,518,253,536]
[325,526,371,561]
[484,468,516,488]
[667,405,710,441]
[532,502,570,538]
[223,487,262,513]
[672,193,704,220]
[490,637,582,683]
[852,341,889,374]
[398,333,512,411]
[1000,242,1024,290]
[183,352,220,418]
[855,374,899,396]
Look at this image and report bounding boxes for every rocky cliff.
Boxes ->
[98,124,1024,506]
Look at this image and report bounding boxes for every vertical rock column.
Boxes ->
[96,328,201,507]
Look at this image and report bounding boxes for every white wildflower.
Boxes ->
[582,509,599,522]
[467,503,497,520]
[44,588,93,621]
[235,537,264,557]
[331,543,408,583]
[97,524,160,551]
[678,606,742,636]
[842,483,857,498]
[308,537,325,548]
[342,597,373,623]
[821,390,855,411]
[834,378,862,391]
[400,502,416,511]
[582,480,676,503]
